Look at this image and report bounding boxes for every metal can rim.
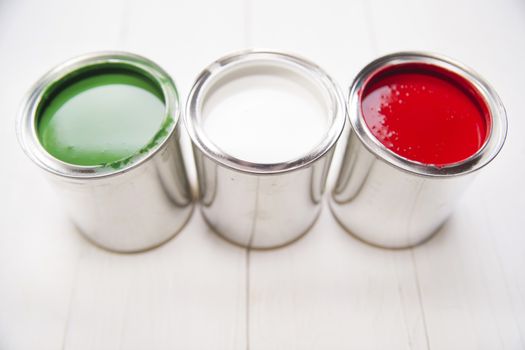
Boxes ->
[184,49,347,175]
[348,51,508,178]
[16,51,180,179]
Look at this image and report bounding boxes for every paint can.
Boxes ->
[330,52,507,248]
[185,50,346,249]
[17,52,193,252]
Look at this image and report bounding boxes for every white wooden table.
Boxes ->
[1,0,524,349]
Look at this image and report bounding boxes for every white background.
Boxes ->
[0,0,524,349]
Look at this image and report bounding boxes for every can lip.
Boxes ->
[184,49,347,175]
[348,51,508,177]
[16,51,180,179]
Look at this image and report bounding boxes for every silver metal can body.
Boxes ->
[195,145,333,248]
[331,130,473,248]
[330,52,507,249]
[17,52,193,252]
[186,50,346,249]
[46,125,192,252]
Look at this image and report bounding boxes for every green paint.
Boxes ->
[37,69,167,167]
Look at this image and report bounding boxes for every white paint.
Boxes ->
[201,65,330,164]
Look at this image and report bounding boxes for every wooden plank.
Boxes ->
[60,0,248,349]
[0,0,248,349]
[368,0,525,348]
[0,1,123,349]
[247,0,429,349]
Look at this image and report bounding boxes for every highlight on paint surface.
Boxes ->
[37,69,167,167]
[360,63,489,166]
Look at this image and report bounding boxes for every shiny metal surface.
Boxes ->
[330,52,507,249]
[186,50,346,249]
[17,52,193,252]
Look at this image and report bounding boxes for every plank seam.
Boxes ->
[246,177,260,350]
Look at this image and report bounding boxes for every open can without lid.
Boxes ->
[331,52,508,249]
[17,51,193,252]
[185,50,346,249]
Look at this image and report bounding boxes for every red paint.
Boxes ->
[361,63,489,166]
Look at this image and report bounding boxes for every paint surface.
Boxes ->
[361,63,489,165]
[201,66,330,164]
[38,70,166,166]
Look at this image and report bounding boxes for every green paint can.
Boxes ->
[17,52,193,252]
